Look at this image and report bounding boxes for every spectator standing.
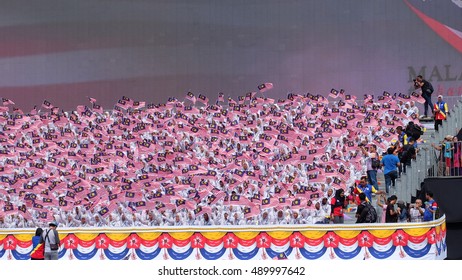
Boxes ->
[396,200,409,223]
[385,195,399,223]
[400,138,417,174]
[355,193,377,223]
[359,144,380,191]
[330,189,345,224]
[376,193,387,223]
[452,136,461,176]
[423,191,438,221]
[381,147,400,194]
[30,228,44,260]
[433,95,448,131]
[409,199,424,222]
[355,176,384,203]
[40,221,60,260]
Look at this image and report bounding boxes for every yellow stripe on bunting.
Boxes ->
[105,233,130,241]
[267,231,292,240]
[13,234,34,242]
[234,232,259,240]
[0,234,6,241]
[201,232,226,240]
[137,232,162,241]
[58,233,69,240]
[403,228,430,237]
[300,231,326,239]
[369,229,395,238]
[75,233,99,241]
[334,230,361,239]
[169,232,194,241]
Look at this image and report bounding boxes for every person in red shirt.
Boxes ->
[330,189,345,224]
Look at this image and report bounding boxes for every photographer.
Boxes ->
[413,75,434,118]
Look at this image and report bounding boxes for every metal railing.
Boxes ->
[395,96,462,203]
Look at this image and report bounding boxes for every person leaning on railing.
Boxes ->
[451,136,461,176]
[432,135,454,176]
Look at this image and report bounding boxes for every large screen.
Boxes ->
[0,0,461,111]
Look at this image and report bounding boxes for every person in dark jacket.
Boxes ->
[414,75,434,117]
[355,193,376,223]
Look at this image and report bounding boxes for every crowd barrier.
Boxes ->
[0,216,446,260]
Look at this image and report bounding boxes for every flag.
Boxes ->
[257,83,273,92]
[2,98,14,105]
[132,101,145,109]
[245,92,255,100]
[329,89,339,98]
[98,206,110,217]
[198,94,209,104]
[411,92,426,104]
[193,205,212,216]
[217,92,224,102]
[92,103,103,113]
[38,211,49,221]
[261,198,277,209]
[185,92,196,103]
[274,252,288,260]
[243,206,258,218]
[125,191,141,202]
[3,204,15,214]
[42,100,53,109]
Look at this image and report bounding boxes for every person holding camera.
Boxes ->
[414,75,434,118]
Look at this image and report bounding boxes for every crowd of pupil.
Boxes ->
[0,94,428,228]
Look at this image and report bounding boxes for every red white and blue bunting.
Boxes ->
[0,217,447,260]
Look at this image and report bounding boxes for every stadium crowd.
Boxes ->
[0,90,425,228]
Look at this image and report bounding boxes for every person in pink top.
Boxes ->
[376,193,387,223]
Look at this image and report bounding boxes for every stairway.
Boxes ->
[344,121,436,224]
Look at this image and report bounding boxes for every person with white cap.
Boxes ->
[40,221,60,260]
[434,95,448,132]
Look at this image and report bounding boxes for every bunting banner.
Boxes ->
[0,217,446,260]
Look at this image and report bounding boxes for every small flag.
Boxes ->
[198,94,209,104]
[258,83,274,92]
[42,100,53,109]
